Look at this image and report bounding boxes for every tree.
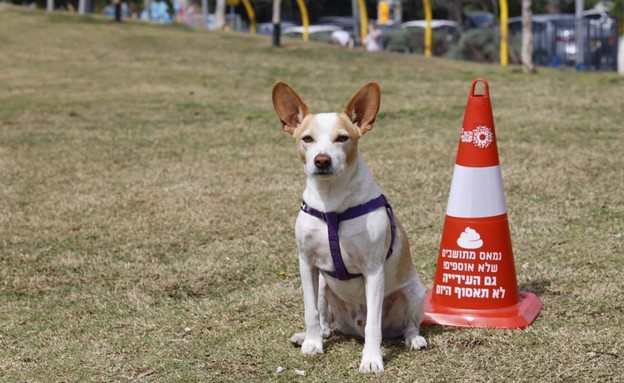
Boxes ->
[272,0,281,47]
[144,0,153,21]
[216,0,226,29]
[521,0,534,73]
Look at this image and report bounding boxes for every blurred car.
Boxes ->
[283,25,342,36]
[374,23,408,52]
[257,21,297,35]
[463,11,494,29]
[318,16,356,31]
[401,19,460,44]
[282,25,354,47]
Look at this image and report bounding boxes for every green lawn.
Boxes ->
[0,5,622,382]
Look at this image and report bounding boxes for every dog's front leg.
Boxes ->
[318,275,331,338]
[359,268,385,373]
[298,255,324,355]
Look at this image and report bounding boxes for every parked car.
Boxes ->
[318,16,357,31]
[257,21,297,35]
[376,23,410,52]
[387,19,461,55]
[401,19,460,44]
[282,25,354,47]
[317,16,359,46]
[462,11,495,29]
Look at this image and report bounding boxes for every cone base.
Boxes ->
[423,290,543,329]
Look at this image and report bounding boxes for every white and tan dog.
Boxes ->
[272,81,426,373]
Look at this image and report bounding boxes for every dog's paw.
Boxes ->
[405,334,427,350]
[290,332,306,346]
[359,354,384,373]
[301,338,324,355]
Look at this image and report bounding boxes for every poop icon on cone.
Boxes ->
[457,227,483,249]
[423,78,543,329]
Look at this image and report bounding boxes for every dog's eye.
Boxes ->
[334,134,350,143]
[301,135,314,143]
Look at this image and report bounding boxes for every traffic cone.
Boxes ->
[422,78,543,329]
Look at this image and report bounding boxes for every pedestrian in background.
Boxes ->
[364,21,383,52]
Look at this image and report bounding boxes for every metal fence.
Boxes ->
[509,14,619,71]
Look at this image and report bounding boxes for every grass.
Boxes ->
[0,4,622,382]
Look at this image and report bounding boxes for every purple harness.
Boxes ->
[300,194,396,281]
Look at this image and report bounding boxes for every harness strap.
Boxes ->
[300,194,396,281]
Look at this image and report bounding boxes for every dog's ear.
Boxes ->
[343,82,381,135]
[272,82,311,135]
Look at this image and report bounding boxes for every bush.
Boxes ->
[382,28,455,55]
[446,28,499,63]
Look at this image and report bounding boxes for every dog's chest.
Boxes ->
[294,210,387,274]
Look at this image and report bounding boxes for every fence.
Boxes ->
[509,14,619,71]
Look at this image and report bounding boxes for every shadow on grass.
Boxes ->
[519,278,552,296]
[322,332,363,352]
[317,325,451,366]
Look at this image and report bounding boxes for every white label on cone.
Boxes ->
[446,164,507,218]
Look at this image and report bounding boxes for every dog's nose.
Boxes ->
[314,154,332,170]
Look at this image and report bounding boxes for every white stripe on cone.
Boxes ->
[446,164,507,218]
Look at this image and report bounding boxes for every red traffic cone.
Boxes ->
[423,79,543,329]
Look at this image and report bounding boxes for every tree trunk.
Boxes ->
[144,0,152,21]
[114,0,122,22]
[272,0,281,47]
[521,0,535,73]
[47,0,53,12]
[201,0,207,28]
[216,0,226,30]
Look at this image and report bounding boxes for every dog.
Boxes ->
[272,81,427,373]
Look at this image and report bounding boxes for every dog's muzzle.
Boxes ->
[313,154,333,175]
[314,154,332,170]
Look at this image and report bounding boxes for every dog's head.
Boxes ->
[272,82,381,179]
